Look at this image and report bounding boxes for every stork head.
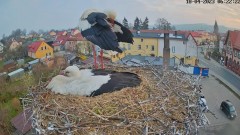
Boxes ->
[80,9,101,20]
[104,10,117,20]
[64,66,80,77]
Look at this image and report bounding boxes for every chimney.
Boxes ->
[163,33,170,70]
[174,31,177,37]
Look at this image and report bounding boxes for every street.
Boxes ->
[198,54,240,94]
[198,54,240,134]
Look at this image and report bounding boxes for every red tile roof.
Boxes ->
[11,109,32,134]
[226,30,240,50]
[57,31,67,36]
[189,32,201,37]
[28,41,43,53]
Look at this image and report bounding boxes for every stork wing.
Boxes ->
[113,20,134,44]
[81,24,122,53]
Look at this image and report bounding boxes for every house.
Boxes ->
[9,39,22,51]
[71,29,80,36]
[77,40,92,55]
[28,41,54,59]
[186,33,199,57]
[52,35,69,51]
[0,42,4,53]
[65,34,85,52]
[49,31,57,36]
[57,31,67,36]
[223,30,240,75]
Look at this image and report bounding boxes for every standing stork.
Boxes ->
[79,9,133,69]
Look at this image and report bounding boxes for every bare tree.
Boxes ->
[155,18,172,30]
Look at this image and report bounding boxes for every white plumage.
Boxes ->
[46,66,111,96]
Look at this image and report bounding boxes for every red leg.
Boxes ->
[100,49,104,69]
[92,45,98,69]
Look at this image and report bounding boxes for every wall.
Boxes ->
[123,38,158,56]
[35,42,53,59]
[158,38,186,58]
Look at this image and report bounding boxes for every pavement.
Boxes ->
[198,54,240,135]
[198,54,240,96]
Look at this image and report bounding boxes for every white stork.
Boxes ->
[46,66,141,96]
[79,9,133,69]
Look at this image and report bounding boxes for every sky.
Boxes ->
[0,0,240,37]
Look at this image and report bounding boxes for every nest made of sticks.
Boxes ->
[23,65,201,135]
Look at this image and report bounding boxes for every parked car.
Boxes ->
[220,100,237,120]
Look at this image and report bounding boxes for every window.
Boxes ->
[49,52,51,55]
[141,39,143,42]
[151,45,154,51]
[45,46,47,50]
[41,47,43,50]
[146,45,148,49]
[234,50,237,57]
[138,45,141,50]
[172,46,175,53]
[238,51,240,59]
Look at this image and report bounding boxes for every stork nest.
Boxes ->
[22,65,202,135]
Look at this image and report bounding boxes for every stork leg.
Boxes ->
[92,45,98,69]
[100,49,104,69]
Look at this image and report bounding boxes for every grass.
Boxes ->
[24,57,35,63]
[0,64,60,134]
[0,74,35,134]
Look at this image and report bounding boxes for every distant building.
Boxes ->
[224,30,240,75]
[71,29,80,36]
[213,20,219,35]
[9,39,22,51]
[28,41,54,59]
[57,31,67,36]
[49,31,57,36]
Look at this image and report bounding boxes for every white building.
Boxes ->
[186,33,198,58]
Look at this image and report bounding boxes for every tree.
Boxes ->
[171,26,176,30]
[142,17,149,30]
[155,18,172,30]
[122,17,129,28]
[139,19,143,30]
[133,17,140,30]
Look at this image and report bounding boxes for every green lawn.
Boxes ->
[24,57,35,63]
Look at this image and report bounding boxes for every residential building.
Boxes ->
[49,31,57,36]
[57,31,67,36]
[52,35,68,51]
[71,29,80,36]
[9,39,22,51]
[110,30,198,65]
[65,34,83,52]
[224,30,240,75]
[28,41,54,59]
